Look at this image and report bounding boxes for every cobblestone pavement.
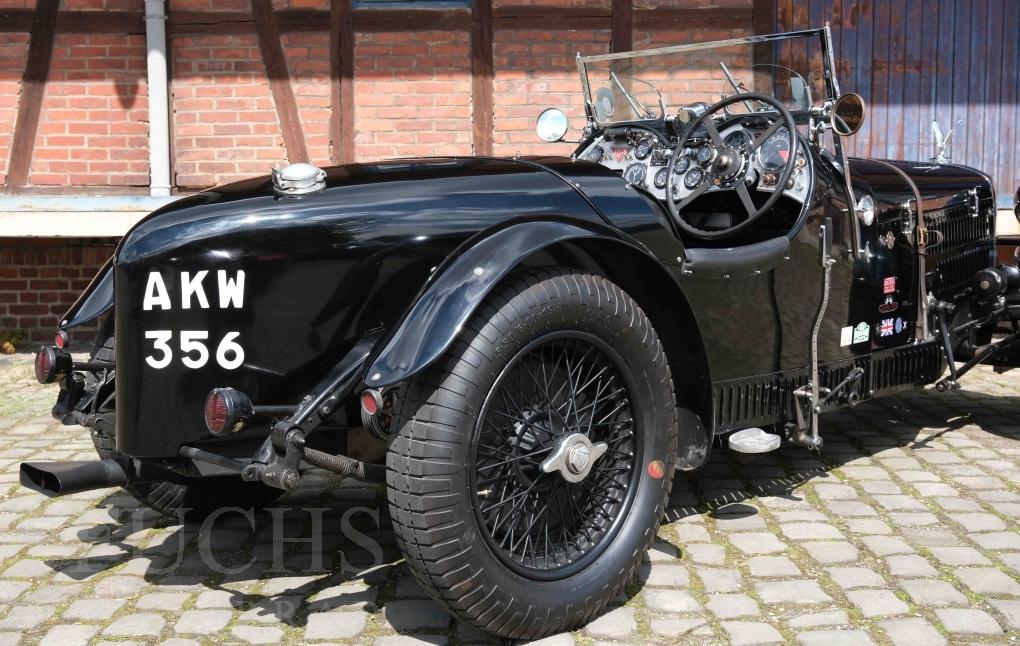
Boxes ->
[0,353,1019,645]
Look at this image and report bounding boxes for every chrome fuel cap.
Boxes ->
[271,162,326,197]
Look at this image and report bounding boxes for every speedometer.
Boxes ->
[623,163,646,186]
[724,130,752,151]
[758,127,792,171]
[634,138,653,160]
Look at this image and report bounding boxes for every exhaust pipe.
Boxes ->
[20,459,128,498]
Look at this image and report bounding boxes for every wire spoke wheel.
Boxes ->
[470,331,639,579]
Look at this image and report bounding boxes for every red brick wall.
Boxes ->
[354,29,473,161]
[0,238,115,345]
[31,31,149,186]
[0,1,754,344]
[0,1,755,189]
[170,31,286,188]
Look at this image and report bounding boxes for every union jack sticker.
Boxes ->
[879,318,895,336]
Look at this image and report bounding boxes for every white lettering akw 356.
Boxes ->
[141,270,246,370]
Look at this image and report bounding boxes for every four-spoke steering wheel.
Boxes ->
[665,92,798,240]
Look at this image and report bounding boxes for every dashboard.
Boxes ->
[575,121,810,206]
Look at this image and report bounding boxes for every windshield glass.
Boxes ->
[579,30,832,125]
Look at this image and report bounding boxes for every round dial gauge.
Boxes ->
[724,130,752,151]
[653,167,669,189]
[585,146,604,163]
[758,127,792,171]
[696,145,715,165]
[673,156,691,174]
[634,138,653,160]
[684,166,704,190]
[623,163,647,186]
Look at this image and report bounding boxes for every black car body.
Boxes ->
[24,26,1020,639]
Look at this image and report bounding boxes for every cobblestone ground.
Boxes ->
[0,353,1018,645]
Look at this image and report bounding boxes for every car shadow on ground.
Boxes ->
[38,386,1018,640]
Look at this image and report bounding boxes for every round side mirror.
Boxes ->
[535,108,569,143]
[832,92,866,136]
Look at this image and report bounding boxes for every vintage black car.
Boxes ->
[23,27,1020,639]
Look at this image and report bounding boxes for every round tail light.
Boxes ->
[34,347,71,384]
[203,387,253,436]
[360,389,383,416]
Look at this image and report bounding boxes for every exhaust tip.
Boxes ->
[20,460,128,498]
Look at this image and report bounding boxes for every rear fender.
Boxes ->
[60,258,114,330]
[364,218,713,468]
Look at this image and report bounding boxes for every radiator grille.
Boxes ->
[925,198,995,297]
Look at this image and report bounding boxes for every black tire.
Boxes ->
[387,268,678,639]
[89,320,280,519]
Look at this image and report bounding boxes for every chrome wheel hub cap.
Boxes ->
[541,432,609,483]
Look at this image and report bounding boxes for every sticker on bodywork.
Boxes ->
[878,318,894,336]
[852,322,869,344]
[879,296,898,314]
[840,326,853,347]
[883,276,896,294]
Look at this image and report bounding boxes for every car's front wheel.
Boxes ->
[386,268,678,639]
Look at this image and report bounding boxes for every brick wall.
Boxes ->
[0,0,756,189]
[354,29,473,160]
[0,0,754,344]
[31,31,149,186]
[0,238,115,346]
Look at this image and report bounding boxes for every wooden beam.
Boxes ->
[354,8,470,32]
[611,0,632,53]
[471,0,494,156]
[330,0,354,164]
[752,0,775,35]
[0,9,143,33]
[633,7,753,29]
[1,6,752,35]
[6,0,59,188]
[494,6,611,31]
[250,0,309,164]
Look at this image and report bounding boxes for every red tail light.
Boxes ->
[360,389,382,416]
[204,391,229,435]
[203,387,253,436]
[34,347,71,384]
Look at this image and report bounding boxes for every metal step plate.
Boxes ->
[728,427,782,454]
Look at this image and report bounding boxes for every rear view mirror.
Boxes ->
[832,93,866,136]
[535,108,569,143]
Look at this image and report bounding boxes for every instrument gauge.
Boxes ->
[684,167,704,190]
[634,138,653,160]
[757,127,792,171]
[585,146,604,163]
[673,156,691,174]
[623,163,647,186]
[653,167,669,189]
[696,145,716,165]
[724,130,752,151]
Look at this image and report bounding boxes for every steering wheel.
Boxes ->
[666,92,798,240]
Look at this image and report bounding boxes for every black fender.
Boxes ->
[363,218,713,468]
[60,258,114,330]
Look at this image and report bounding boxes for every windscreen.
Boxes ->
[579,31,831,125]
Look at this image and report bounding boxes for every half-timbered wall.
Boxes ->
[1,0,755,190]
